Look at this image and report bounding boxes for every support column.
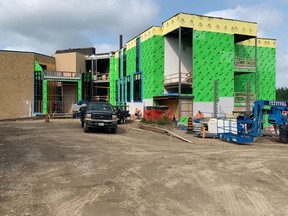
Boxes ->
[91,59,94,100]
[178,27,182,120]
[77,80,82,102]
[42,80,48,114]
[255,37,258,100]
[214,80,219,118]
[246,82,251,115]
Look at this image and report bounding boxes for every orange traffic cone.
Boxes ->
[187,117,193,133]
[201,126,206,142]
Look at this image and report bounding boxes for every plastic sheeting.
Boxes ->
[143,108,172,121]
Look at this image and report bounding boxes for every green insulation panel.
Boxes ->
[110,36,164,104]
[180,117,189,125]
[77,80,82,101]
[234,73,256,93]
[126,47,136,75]
[257,46,276,100]
[235,45,255,61]
[234,44,276,100]
[193,31,234,102]
[234,44,256,73]
[42,80,47,114]
[34,60,43,71]
[141,35,164,99]
[82,73,91,82]
[109,57,117,105]
[234,44,256,95]
[126,47,136,103]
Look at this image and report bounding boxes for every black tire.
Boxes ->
[72,113,76,119]
[279,126,288,143]
[81,121,84,128]
[83,122,89,133]
[111,126,117,134]
[273,124,280,135]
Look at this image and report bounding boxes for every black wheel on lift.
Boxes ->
[279,126,288,143]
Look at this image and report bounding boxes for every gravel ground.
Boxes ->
[0,119,288,216]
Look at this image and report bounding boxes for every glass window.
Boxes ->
[127,76,131,102]
[123,48,127,77]
[136,37,140,72]
[133,73,142,102]
[118,51,121,78]
[116,80,118,103]
[87,102,112,111]
[120,81,123,103]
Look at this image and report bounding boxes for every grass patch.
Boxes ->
[141,116,171,125]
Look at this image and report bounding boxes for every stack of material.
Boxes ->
[193,122,203,133]
[178,122,187,130]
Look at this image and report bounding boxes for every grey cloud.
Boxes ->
[204,4,284,30]
[0,0,159,54]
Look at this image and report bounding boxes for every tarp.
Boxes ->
[144,108,172,121]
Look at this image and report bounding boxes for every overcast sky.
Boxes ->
[0,0,287,87]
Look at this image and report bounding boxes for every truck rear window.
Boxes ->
[86,103,113,112]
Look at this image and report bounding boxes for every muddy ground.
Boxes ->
[0,119,288,216]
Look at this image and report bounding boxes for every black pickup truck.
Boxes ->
[81,101,118,133]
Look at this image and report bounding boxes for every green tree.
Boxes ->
[276,87,288,101]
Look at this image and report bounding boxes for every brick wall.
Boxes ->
[35,53,56,71]
[0,51,34,119]
[0,51,56,119]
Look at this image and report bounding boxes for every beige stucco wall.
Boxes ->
[75,52,86,73]
[54,52,86,72]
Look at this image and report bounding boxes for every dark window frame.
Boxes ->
[136,37,140,72]
[133,72,142,102]
[127,75,131,102]
[118,51,122,78]
[123,48,127,77]
[115,80,119,104]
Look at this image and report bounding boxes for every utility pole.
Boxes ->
[91,58,94,101]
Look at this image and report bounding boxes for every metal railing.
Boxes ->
[164,72,192,85]
[234,92,256,112]
[234,56,256,69]
[43,70,81,78]
[234,92,256,103]
[93,95,109,101]
[95,73,109,81]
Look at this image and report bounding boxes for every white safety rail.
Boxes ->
[43,70,81,78]
[234,56,256,69]
[216,118,238,135]
[164,72,192,85]
[95,73,109,81]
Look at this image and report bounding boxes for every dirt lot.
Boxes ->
[0,119,288,216]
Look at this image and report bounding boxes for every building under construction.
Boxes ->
[0,48,113,119]
[0,13,276,120]
[110,13,276,120]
